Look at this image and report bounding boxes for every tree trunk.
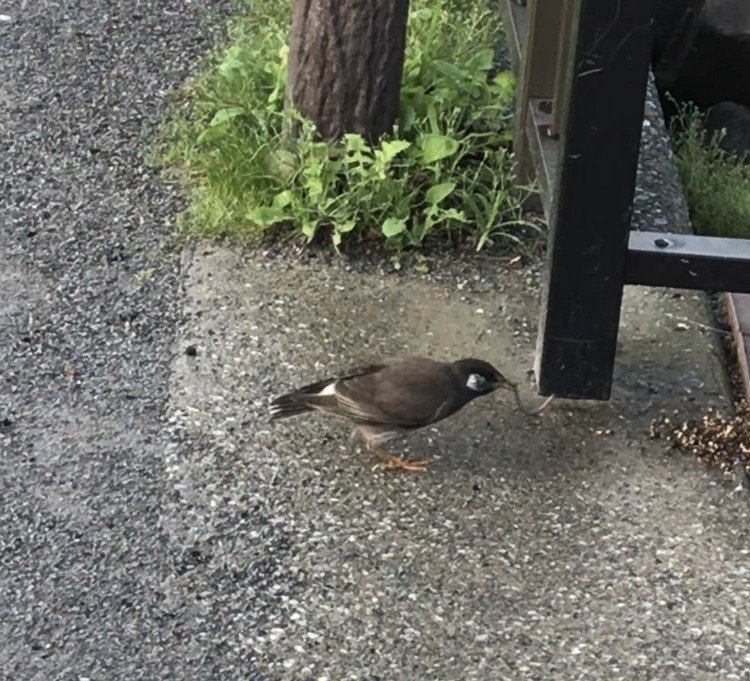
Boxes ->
[286,0,410,143]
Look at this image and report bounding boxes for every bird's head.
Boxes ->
[453,358,513,396]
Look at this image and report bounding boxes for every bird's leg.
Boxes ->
[357,427,428,473]
[346,429,361,456]
[369,448,429,473]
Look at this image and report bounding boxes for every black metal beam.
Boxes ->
[535,0,655,400]
[626,231,750,293]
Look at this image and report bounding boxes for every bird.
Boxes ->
[269,356,513,472]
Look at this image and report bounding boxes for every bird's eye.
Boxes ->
[466,373,489,392]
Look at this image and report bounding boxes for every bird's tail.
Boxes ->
[269,377,335,422]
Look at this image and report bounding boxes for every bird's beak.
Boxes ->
[492,376,514,399]
[493,373,514,390]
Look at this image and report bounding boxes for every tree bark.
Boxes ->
[286,0,411,143]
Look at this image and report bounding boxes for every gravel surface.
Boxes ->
[3,2,750,680]
[1,1,236,678]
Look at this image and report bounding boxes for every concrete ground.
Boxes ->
[168,248,750,680]
[2,1,750,680]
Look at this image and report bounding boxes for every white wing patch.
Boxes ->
[317,382,337,396]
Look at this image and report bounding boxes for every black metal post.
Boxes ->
[535,0,655,400]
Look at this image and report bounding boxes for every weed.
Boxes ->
[670,103,750,239]
[159,0,540,252]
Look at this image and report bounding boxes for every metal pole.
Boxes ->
[535,0,655,399]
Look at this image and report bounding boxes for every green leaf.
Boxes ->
[307,142,331,160]
[382,218,407,238]
[379,139,411,163]
[267,46,289,104]
[247,206,287,225]
[196,104,245,143]
[419,134,460,164]
[208,107,245,127]
[218,47,252,78]
[336,220,357,234]
[433,60,465,81]
[272,190,293,208]
[425,182,456,205]
[196,125,228,144]
[344,133,367,153]
[399,104,416,132]
[304,177,323,199]
[441,208,467,222]
[493,70,516,98]
[425,102,440,134]
[277,44,289,69]
[266,150,297,181]
[302,221,318,240]
[469,48,495,73]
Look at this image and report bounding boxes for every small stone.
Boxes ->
[185,344,198,357]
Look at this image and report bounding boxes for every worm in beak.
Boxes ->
[495,376,555,415]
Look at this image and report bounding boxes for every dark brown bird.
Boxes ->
[269,357,512,471]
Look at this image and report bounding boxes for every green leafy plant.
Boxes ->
[670,103,750,239]
[159,0,540,251]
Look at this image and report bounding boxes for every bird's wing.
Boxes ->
[333,359,458,427]
[285,363,386,397]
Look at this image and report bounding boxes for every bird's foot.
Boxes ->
[371,450,428,473]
